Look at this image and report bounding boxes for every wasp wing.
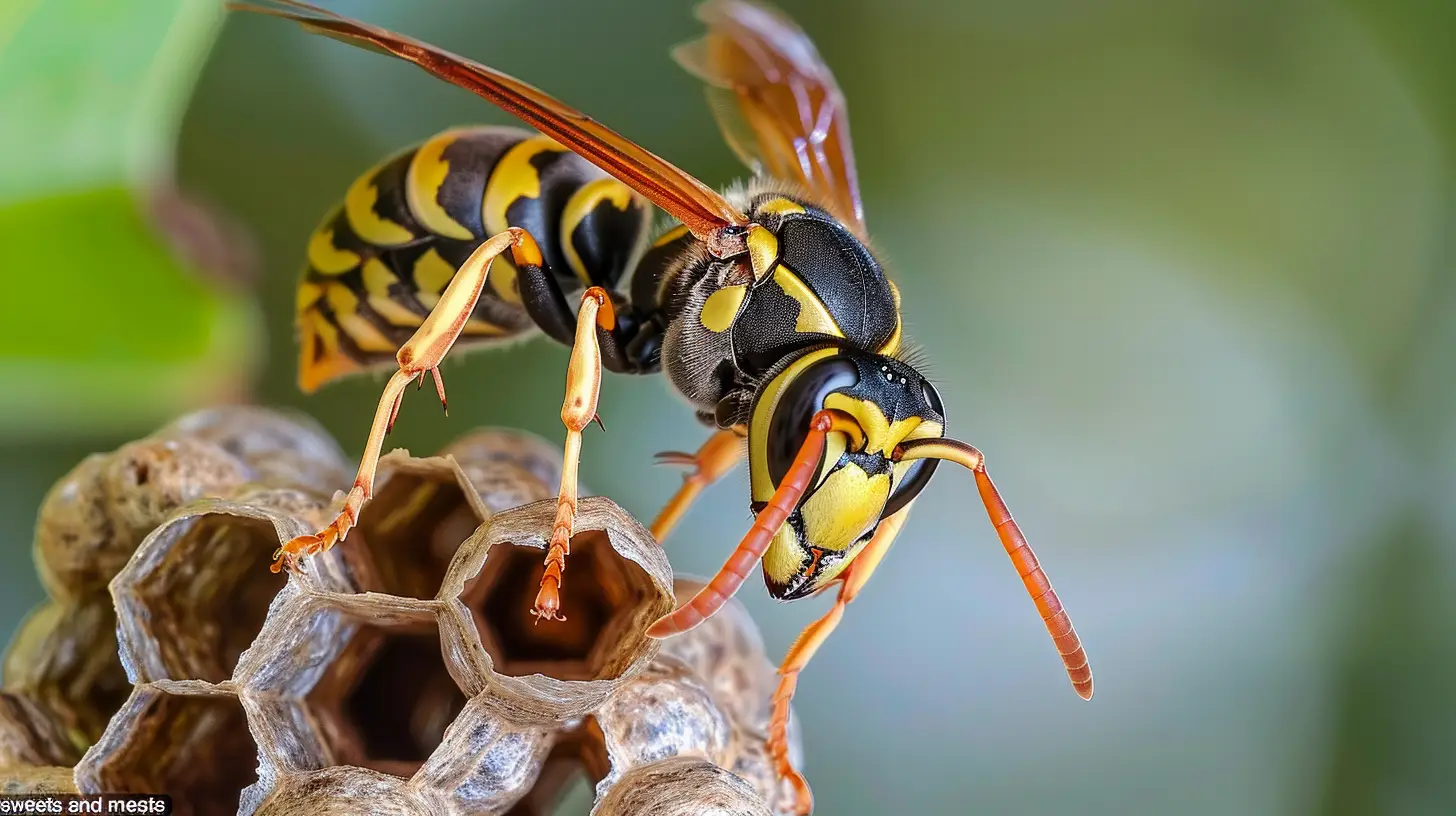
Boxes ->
[229,0,748,240]
[674,0,866,233]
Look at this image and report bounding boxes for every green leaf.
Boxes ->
[0,0,261,439]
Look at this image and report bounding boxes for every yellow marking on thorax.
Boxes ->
[306,220,360,275]
[757,197,806,217]
[700,284,747,332]
[653,224,691,248]
[362,259,423,328]
[324,283,397,353]
[482,136,564,305]
[746,224,778,281]
[748,347,840,504]
[880,280,904,355]
[344,154,415,246]
[406,130,476,241]
[773,264,844,337]
[560,178,634,285]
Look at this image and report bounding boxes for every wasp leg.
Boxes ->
[513,254,650,374]
[531,286,615,622]
[270,228,531,574]
[770,503,913,816]
[646,409,861,637]
[649,428,744,543]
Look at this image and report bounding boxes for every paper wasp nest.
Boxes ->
[1,407,800,814]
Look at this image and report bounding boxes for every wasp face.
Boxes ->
[748,347,944,599]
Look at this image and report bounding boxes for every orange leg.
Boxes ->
[270,228,533,573]
[646,409,861,638]
[770,503,912,816]
[530,287,615,622]
[649,428,744,543]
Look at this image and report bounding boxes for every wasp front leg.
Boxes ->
[530,286,615,622]
[769,503,913,815]
[270,228,532,573]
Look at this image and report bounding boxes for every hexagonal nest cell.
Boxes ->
[119,513,287,684]
[467,530,649,682]
[349,453,488,601]
[5,411,804,814]
[311,617,467,778]
[76,685,259,816]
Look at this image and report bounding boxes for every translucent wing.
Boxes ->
[229,0,749,241]
[674,0,865,233]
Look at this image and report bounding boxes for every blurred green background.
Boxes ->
[3,0,1455,813]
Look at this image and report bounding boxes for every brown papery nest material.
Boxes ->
[1,407,802,814]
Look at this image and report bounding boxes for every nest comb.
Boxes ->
[1,407,802,814]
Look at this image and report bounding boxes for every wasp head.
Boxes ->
[747,347,943,598]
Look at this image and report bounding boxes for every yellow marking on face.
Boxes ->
[406,130,475,241]
[773,264,844,337]
[816,432,847,488]
[762,524,805,587]
[653,224,691,248]
[361,259,423,328]
[560,178,634,285]
[344,154,415,246]
[758,197,806,217]
[880,281,904,355]
[813,536,868,586]
[748,348,840,504]
[746,224,778,281]
[800,464,890,553]
[325,284,396,353]
[700,284,747,333]
[306,219,360,275]
[412,247,455,295]
[824,395,940,458]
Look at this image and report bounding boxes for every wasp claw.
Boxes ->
[592,413,606,432]
[653,450,696,467]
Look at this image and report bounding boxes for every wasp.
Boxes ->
[232,2,1093,810]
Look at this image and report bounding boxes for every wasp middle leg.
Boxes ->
[271,227,532,573]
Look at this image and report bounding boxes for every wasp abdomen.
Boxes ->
[295,125,652,392]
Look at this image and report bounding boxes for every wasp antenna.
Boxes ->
[894,438,1093,700]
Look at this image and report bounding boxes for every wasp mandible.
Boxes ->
[230,2,1093,811]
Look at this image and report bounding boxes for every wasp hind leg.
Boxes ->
[270,228,532,573]
[769,503,913,815]
[529,286,616,622]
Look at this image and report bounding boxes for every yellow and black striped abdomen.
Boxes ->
[295,125,651,392]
